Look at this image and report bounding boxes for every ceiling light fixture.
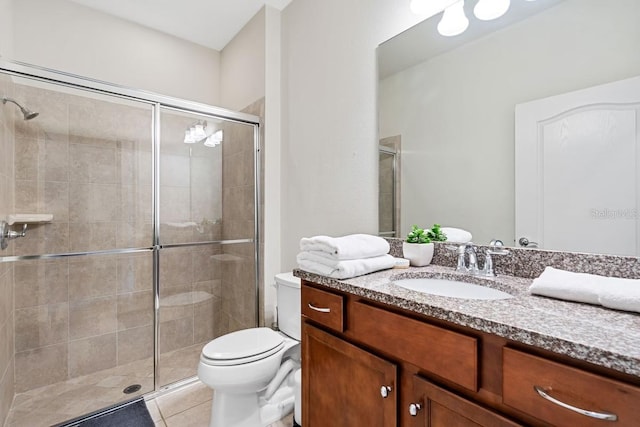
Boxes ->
[437,0,469,37]
[474,0,511,21]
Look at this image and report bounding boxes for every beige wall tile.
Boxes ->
[117,290,153,330]
[0,358,14,426]
[69,296,117,340]
[15,303,68,352]
[43,222,70,254]
[0,268,13,325]
[14,260,69,309]
[159,317,193,354]
[14,136,40,181]
[68,257,117,301]
[117,325,153,365]
[0,315,13,380]
[117,254,153,293]
[194,298,217,344]
[68,333,116,378]
[69,222,117,252]
[69,183,119,223]
[70,142,117,184]
[44,181,69,223]
[44,138,70,182]
[160,248,194,287]
[15,344,67,392]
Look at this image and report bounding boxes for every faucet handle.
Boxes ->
[487,239,509,256]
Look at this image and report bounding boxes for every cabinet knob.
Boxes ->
[380,385,392,398]
[409,403,422,416]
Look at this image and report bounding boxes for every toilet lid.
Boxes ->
[202,327,284,362]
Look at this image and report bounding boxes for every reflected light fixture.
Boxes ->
[184,120,212,144]
[204,130,223,148]
[437,0,469,37]
[184,129,196,144]
[474,0,511,21]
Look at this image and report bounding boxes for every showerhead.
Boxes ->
[2,97,39,121]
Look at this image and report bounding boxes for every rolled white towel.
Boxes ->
[296,253,396,279]
[530,266,640,313]
[299,234,390,260]
[598,282,640,314]
[441,227,472,244]
[529,267,602,305]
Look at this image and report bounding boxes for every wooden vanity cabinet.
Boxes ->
[411,375,523,427]
[301,280,640,427]
[302,322,397,426]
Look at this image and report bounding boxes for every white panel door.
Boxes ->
[515,76,640,255]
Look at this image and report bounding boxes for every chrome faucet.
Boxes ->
[456,240,509,277]
[456,243,479,274]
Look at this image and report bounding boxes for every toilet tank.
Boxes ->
[275,272,301,340]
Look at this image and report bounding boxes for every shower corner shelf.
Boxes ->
[7,213,53,225]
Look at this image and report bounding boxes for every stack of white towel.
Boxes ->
[296,234,395,279]
[529,267,640,313]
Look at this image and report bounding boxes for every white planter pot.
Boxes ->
[402,242,434,267]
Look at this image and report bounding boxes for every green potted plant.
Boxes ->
[403,224,447,266]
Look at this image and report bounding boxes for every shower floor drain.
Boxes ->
[123,384,142,394]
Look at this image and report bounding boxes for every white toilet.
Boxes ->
[198,272,301,427]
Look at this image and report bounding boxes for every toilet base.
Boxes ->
[208,379,296,427]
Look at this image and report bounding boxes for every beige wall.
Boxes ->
[11,0,221,105]
[279,0,422,270]
[220,7,266,111]
[0,0,13,59]
[379,0,640,245]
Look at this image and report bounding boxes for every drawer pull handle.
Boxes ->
[533,386,618,421]
[380,385,392,398]
[409,403,422,416]
[308,303,331,313]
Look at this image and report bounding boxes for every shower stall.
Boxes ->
[0,60,261,427]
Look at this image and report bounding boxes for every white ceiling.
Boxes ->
[68,0,292,51]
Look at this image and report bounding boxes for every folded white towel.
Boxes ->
[441,227,472,244]
[299,234,390,260]
[529,267,640,313]
[296,253,396,279]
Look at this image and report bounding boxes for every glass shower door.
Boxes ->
[4,75,155,426]
[157,107,259,387]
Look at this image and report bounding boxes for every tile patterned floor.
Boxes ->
[5,345,209,427]
[147,381,294,427]
[5,358,154,427]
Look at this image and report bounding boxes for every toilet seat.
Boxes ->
[201,327,285,366]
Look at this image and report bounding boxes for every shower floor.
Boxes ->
[5,344,204,427]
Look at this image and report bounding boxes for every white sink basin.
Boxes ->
[393,278,513,300]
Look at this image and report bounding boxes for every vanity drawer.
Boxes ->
[503,348,640,426]
[301,284,344,332]
[350,301,478,391]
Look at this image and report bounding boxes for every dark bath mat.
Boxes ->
[55,398,155,427]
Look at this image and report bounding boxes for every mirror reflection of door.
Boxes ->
[515,75,640,256]
[379,136,401,237]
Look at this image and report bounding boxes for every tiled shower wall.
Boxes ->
[9,83,157,394]
[1,79,261,412]
[0,74,16,426]
[220,97,264,333]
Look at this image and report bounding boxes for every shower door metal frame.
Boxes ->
[0,58,261,396]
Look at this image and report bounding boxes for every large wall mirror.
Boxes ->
[378,0,640,255]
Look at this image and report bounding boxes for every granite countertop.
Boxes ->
[294,265,640,378]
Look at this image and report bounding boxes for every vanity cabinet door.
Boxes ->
[302,322,398,427]
[409,376,523,427]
